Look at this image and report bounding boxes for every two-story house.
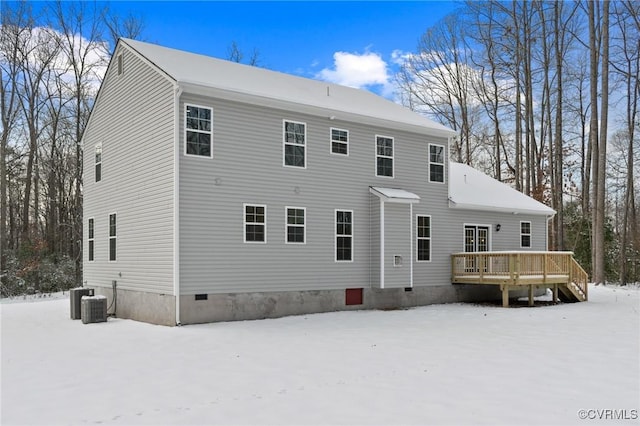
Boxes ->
[82,39,577,326]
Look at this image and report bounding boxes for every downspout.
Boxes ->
[409,203,413,287]
[173,84,183,325]
[380,199,385,289]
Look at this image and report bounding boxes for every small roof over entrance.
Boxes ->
[369,187,421,204]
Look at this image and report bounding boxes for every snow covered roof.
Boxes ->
[120,38,456,138]
[370,187,421,203]
[448,162,555,216]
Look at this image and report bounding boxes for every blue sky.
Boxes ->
[105,1,458,96]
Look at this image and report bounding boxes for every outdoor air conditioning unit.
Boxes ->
[81,295,107,324]
[70,287,94,319]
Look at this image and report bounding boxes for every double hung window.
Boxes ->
[185,105,213,157]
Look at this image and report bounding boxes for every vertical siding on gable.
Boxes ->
[83,45,175,294]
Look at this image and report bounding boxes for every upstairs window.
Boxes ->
[376,136,393,177]
[88,218,95,261]
[283,120,306,168]
[117,54,123,75]
[331,128,349,155]
[244,204,266,243]
[95,145,102,182]
[336,210,353,262]
[429,143,445,183]
[109,213,117,261]
[185,104,213,158]
[416,215,431,262]
[521,221,532,248]
[286,207,306,244]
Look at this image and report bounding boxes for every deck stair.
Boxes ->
[451,251,588,307]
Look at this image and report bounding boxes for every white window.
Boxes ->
[95,145,102,182]
[376,135,394,177]
[521,221,532,248]
[286,207,306,244]
[283,120,306,168]
[417,215,431,262]
[185,104,213,158]
[429,143,445,183]
[244,204,266,243]
[88,218,95,262]
[109,213,117,262]
[336,210,353,262]
[331,128,349,155]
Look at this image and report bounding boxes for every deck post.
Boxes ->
[552,284,558,304]
[501,285,509,307]
[528,285,534,306]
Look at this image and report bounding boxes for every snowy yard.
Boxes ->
[1,285,638,425]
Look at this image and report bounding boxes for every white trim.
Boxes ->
[463,223,491,252]
[108,212,117,262]
[520,220,532,248]
[94,144,102,183]
[416,214,432,263]
[375,135,394,178]
[87,217,95,262]
[173,85,182,324]
[409,204,414,287]
[335,209,354,263]
[330,127,349,156]
[379,200,385,288]
[184,103,214,159]
[428,143,446,184]
[243,204,267,244]
[285,206,306,244]
[283,119,307,169]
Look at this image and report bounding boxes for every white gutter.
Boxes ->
[173,84,183,326]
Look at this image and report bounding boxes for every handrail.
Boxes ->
[451,251,579,286]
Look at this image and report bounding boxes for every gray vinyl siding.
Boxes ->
[383,203,412,288]
[412,208,549,287]
[83,44,175,294]
[369,195,380,288]
[178,94,450,295]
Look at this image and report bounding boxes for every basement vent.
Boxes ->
[345,288,363,306]
[195,294,208,301]
[81,296,107,324]
[404,287,413,292]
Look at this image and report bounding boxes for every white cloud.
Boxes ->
[316,51,390,90]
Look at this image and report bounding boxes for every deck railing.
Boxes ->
[452,251,578,285]
[452,251,589,305]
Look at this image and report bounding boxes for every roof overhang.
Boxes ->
[370,187,421,204]
[177,80,456,139]
[448,199,556,216]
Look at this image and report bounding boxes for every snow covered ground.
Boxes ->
[1,285,638,425]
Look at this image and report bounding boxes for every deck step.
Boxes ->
[557,282,586,303]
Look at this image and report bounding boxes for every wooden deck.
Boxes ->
[451,251,589,307]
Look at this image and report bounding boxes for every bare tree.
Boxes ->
[226,41,261,66]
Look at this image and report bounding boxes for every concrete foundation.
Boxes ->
[90,284,546,326]
[93,286,176,326]
[179,284,510,325]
